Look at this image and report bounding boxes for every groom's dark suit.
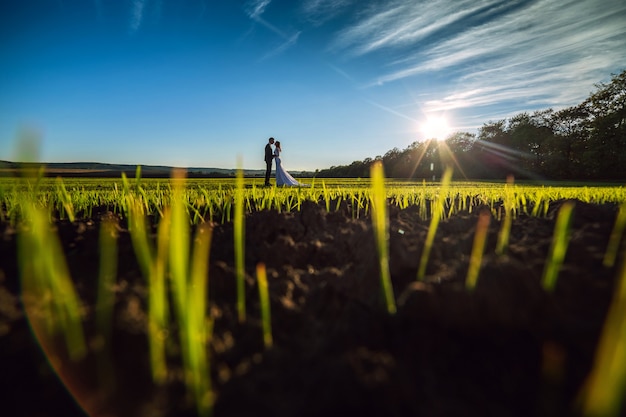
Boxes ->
[264,142,274,185]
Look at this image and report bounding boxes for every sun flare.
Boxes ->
[420,116,451,141]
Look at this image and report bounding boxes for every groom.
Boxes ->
[264,137,275,186]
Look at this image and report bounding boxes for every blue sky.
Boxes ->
[1,0,625,171]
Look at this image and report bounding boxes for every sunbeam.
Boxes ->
[474,139,545,180]
[437,140,467,179]
[408,138,435,179]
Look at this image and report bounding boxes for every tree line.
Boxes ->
[315,70,626,181]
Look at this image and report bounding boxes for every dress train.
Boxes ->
[275,157,305,186]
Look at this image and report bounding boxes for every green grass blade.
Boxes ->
[417,166,453,281]
[234,165,246,323]
[187,222,214,417]
[135,165,142,189]
[170,169,190,317]
[541,201,575,292]
[149,208,171,384]
[495,176,515,255]
[55,177,75,222]
[97,217,118,336]
[256,263,273,348]
[603,202,626,268]
[128,197,154,281]
[581,246,626,417]
[18,204,87,361]
[370,161,396,314]
[466,210,491,290]
[95,216,118,389]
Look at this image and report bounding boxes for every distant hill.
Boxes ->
[0,160,316,178]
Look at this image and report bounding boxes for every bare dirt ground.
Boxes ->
[0,199,623,417]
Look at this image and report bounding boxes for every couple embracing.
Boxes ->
[264,137,305,187]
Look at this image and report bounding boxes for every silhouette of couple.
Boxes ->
[264,137,305,187]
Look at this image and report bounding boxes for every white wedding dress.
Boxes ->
[274,148,305,186]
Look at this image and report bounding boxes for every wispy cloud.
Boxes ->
[91,0,167,33]
[421,1,626,112]
[259,31,301,62]
[130,0,147,33]
[244,0,302,60]
[245,0,271,20]
[330,0,503,56]
[332,0,626,116]
[300,0,354,25]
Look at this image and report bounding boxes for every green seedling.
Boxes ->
[2,176,625,226]
[170,168,191,317]
[127,193,170,384]
[603,202,626,268]
[234,164,246,323]
[151,208,171,384]
[135,165,142,189]
[370,161,396,314]
[256,263,273,348]
[495,176,514,255]
[163,169,194,409]
[187,222,214,417]
[55,177,75,221]
[466,210,491,290]
[417,166,453,281]
[322,181,330,212]
[581,246,626,417]
[541,201,575,292]
[18,203,87,361]
[162,170,215,415]
[95,216,118,389]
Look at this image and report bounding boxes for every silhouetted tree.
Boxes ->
[580,71,626,179]
[444,132,477,178]
[549,106,589,178]
[313,69,625,180]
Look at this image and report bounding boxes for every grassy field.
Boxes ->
[2,174,625,223]
[2,170,626,417]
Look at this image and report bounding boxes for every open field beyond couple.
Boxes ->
[264,137,307,187]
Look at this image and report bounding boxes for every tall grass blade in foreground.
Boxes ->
[151,208,171,384]
[127,190,170,383]
[581,247,626,417]
[370,161,396,314]
[603,202,626,268]
[168,169,215,415]
[167,168,194,406]
[18,203,87,361]
[466,210,491,290]
[417,166,453,281]
[234,164,246,323]
[96,216,118,343]
[170,168,190,320]
[256,263,273,348]
[541,201,575,292]
[96,216,118,389]
[187,222,215,417]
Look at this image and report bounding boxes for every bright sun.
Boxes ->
[420,116,451,141]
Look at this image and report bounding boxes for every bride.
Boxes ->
[273,141,306,186]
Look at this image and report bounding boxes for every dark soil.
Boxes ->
[0,199,624,417]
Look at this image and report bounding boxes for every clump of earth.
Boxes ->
[0,199,623,417]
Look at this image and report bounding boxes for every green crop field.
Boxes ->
[1,170,625,224]
[2,167,626,417]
